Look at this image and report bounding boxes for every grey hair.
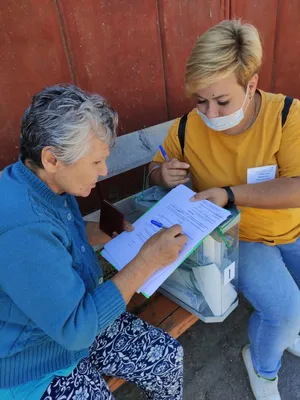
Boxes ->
[20,84,118,168]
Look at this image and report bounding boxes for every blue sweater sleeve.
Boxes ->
[0,222,126,351]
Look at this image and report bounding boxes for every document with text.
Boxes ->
[101,184,230,297]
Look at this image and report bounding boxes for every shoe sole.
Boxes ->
[242,345,259,399]
[242,345,251,373]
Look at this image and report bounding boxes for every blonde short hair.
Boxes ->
[185,19,262,94]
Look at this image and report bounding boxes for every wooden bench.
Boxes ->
[84,120,199,392]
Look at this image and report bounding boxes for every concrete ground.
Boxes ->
[115,298,300,400]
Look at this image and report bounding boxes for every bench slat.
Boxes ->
[159,307,198,337]
[138,293,180,326]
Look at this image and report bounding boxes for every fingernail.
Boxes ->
[190,196,196,202]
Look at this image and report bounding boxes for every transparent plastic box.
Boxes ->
[114,186,169,222]
[114,186,240,323]
[160,207,240,323]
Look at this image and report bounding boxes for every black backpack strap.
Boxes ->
[282,96,294,128]
[178,113,188,155]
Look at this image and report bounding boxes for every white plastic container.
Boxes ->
[114,186,240,323]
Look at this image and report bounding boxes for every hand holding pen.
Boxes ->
[139,223,187,269]
[151,219,190,239]
[158,145,190,188]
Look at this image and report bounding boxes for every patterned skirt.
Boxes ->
[41,312,184,400]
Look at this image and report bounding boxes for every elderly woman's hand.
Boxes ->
[112,220,133,238]
[112,224,187,304]
[138,225,187,272]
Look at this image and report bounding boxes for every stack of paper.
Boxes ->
[101,184,230,297]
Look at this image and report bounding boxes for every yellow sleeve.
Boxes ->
[152,118,184,163]
[277,99,300,178]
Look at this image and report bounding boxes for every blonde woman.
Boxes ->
[150,20,300,400]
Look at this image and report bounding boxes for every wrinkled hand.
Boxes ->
[160,158,190,188]
[112,220,134,238]
[138,225,187,273]
[190,187,228,207]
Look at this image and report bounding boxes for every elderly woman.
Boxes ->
[0,85,186,400]
[150,20,300,400]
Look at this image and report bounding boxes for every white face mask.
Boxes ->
[197,86,250,131]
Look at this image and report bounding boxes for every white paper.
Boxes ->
[202,235,225,266]
[247,165,276,184]
[161,269,206,311]
[102,185,230,297]
[101,249,120,269]
[223,261,235,286]
[192,264,237,316]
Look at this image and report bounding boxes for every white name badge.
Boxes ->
[247,165,277,184]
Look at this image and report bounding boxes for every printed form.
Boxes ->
[102,184,230,297]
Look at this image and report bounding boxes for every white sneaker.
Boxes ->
[242,345,281,400]
[287,333,300,357]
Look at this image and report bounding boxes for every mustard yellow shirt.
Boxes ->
[153,90,300,245]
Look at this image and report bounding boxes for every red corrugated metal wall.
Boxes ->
[0,0,299,213]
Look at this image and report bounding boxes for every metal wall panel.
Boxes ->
[230,0,278,92]
[2,1,300,213]
[272,0,300,96]
[0,0,72,169]
[57,0,168,134]
[158,0,229,119]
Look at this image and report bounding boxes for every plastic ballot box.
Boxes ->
[113,186,240,323]
[159,207,240,323]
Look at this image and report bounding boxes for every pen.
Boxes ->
[151,219,168,229]
[150,219,190,239]
[159,145,169,162]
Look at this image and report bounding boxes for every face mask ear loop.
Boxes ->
[242,84,251,114]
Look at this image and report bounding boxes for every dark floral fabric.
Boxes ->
[41,312,184,400]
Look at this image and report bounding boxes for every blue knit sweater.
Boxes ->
[0,160,126,388]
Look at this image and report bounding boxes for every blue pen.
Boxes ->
[151,219,190,239]
[151,219,168,229]
[159,145,169,162]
